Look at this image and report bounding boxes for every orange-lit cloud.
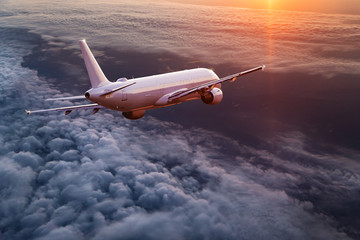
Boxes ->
[168,0,360,15]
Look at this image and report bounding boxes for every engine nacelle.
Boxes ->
[122,110,146,120]
[201,87,223,105]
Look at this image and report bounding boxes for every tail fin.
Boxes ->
[79,40,110,88]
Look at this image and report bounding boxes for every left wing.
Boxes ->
[26,103,103,116]
[45,95,86,101]
[168,65,265,102]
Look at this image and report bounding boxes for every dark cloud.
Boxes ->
[35,227,81,240]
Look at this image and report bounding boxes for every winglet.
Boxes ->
[79,39,110,88]
[262,65,266,70]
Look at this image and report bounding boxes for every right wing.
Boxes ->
[168,65,265,102]
[26,103,103,116]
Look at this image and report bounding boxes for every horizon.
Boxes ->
[165,0,360,15]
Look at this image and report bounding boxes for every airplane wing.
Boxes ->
[45,95,86,101]
[168,65,265,102]
[26,103,103,116]
[99,81,136,97]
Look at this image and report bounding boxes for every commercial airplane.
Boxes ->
[26,40,265,119]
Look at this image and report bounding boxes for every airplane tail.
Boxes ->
[79,40,110,88]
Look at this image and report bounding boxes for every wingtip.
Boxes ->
[262,65,266,70]
[25,110,31,116]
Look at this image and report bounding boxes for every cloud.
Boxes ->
[3,0,360,78]
[12,151,43,169]
[34,226,82,240]
[0,27,359,240]
[47,138,75,153]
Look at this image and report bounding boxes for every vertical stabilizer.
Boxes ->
[79,40,110,88]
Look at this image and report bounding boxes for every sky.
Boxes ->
[0,0,360,239]
[168,0,360,14]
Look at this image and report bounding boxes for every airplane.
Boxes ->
[26,40,265,119]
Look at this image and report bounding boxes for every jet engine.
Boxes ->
[201,87,223,105]
[122,110,146,120]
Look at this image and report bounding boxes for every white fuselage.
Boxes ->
[86,68,220,112]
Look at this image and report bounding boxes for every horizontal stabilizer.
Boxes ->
[26,103,103,115]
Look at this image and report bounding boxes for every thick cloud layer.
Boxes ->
[0,28,359,240]
[2,0,360,78]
